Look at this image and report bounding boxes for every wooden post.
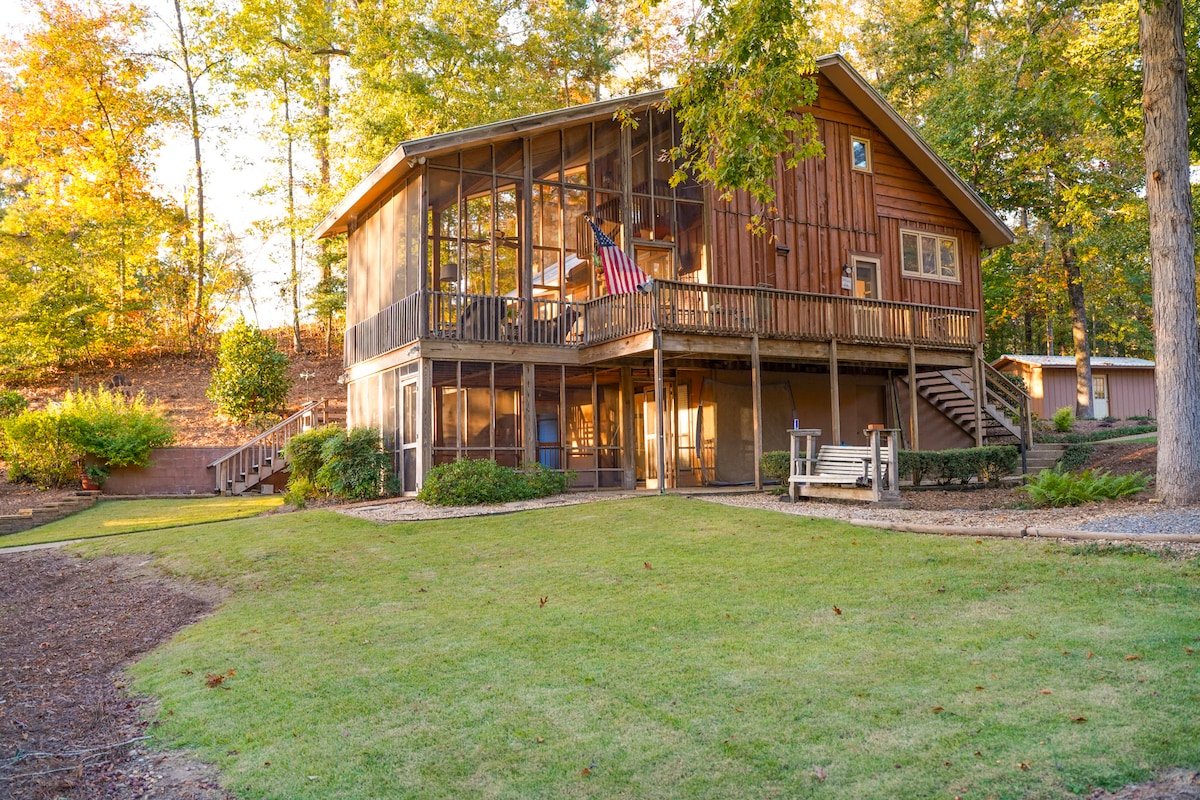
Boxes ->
[973,344,985,447]
[522,363,537,467]
[418,358,434,491]
[653,328,667,494]
[752,333,763,490]
[829,339,841,444]
[621,366,636,489]
[907,345,920,451]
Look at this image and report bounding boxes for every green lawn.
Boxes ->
[72,496,1198,799]
[0,495,283,547]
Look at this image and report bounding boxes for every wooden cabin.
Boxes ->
[314,53,1018,493]
[992,355,1157,420]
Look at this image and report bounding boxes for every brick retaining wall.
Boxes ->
[103,447,234,495]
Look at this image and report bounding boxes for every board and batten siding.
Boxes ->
[709,75,984,339]
[346,176,422,330]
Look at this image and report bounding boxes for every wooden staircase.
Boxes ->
[208,399,342,495]
[904,362,1033,450]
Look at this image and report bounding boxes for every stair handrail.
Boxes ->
[207,398,330,470]
[980,362,1033,449]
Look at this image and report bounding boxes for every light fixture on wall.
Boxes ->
[439,262,459,283]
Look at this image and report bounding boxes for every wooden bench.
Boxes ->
[788,427,902,504]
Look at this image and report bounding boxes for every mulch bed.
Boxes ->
[0,552,232,800]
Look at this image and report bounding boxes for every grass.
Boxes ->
[71,496,1199,799]
[0,495,283,547]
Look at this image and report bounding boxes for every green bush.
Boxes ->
[2,410,85,487]
[760,450,790,484]
[1052,407,1074,433]
[0,389,27,419]
[1059,443,1094,472]
[2,388,173,487]
[1018,468,1150,507]
[315,428,389,502]
[899,446,1019,486]
[418,458,574,506]
[207,320,293,422]
[59,387,174,467]
[284,424,343,483]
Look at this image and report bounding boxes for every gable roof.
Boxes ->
[993,355,1156,370]
[314,53,1015,248]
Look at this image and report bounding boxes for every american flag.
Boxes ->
[587,217,650,295]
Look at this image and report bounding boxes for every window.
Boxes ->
[901,229,960,282]
[851,136,872,172]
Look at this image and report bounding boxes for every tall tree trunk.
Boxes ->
[174,0,206,344]
[317,18,333,357]
[1062,235,1094,418]
[284,79,303,354]
[1140,0,1200,505]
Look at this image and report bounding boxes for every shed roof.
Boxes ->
[314,54,1015,248]
[993,355,1156,370]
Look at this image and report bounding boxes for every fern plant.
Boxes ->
[1018,468,1149,508]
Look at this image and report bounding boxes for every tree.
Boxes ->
[667,0,824,224]
[0,0,183,377]
[207,319,293,421]
[1139,0,1200,504]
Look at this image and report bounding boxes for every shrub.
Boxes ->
[2,409,85,487]
[59,387,173,467]
[1058,443,1094,472]
[418,458,574,506]
[0,389,27,419]
[760,450,790,484]
[1035,424,1157,444]
[2,388,173,487]
[1018,468,1150,507]
[899,446,1019,486]
[284,424,343,484]
[1052,407,1074,432]
[315,428,389,502]
[208,320,293,422]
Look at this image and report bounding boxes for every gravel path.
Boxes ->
[340,489,1200,542]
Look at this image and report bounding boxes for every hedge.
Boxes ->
[898,445,1019,486]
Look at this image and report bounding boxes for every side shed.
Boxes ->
[991,355,1156,420]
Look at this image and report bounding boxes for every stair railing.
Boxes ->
[980,362,1033,449]
[208,398,333,495]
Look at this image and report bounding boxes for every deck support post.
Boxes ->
[620,366,636,489]
[653,328,667,494]
[973,344,985,448]
[829,339,841,444]
[908,345,920,451]
[522,363,537,467]
[752,333,763,490]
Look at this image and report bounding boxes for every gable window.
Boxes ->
[851,136,872,172]
[901,229,959,282]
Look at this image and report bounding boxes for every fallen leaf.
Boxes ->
[1125,654,1142,661]
[536,736,545,743]
[813,765,827,782]
[833,606,842,615]
[1039,689,1052,695]
[1185,647,1195,655]
[1070,716,1087,723]
[931,706,945,713]
[539,596,548,608]
[581,768,591,776]
[1062,650,1071,655]
[734,707,743,713]
[644,562,652,570]
[975,686,984,691]
[1087,651,1094,659]
[1019,762,1030,770]
[181,669,193,676]
[937,586,946,593]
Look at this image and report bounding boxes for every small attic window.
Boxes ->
[851,136,872,172]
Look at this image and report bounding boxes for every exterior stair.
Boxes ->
[903,362,1033,449]
[208,398,341,495]
[1023,442,1069,474]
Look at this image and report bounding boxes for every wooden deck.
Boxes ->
[344,280,979,368]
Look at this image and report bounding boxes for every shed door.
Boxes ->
[1093,375,1109,419]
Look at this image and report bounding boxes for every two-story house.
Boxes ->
[313,53,1019,493]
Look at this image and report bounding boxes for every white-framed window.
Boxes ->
[901,229,960,282]
[851,136,872,172]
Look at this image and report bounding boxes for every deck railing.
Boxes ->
[344,281,978,366]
